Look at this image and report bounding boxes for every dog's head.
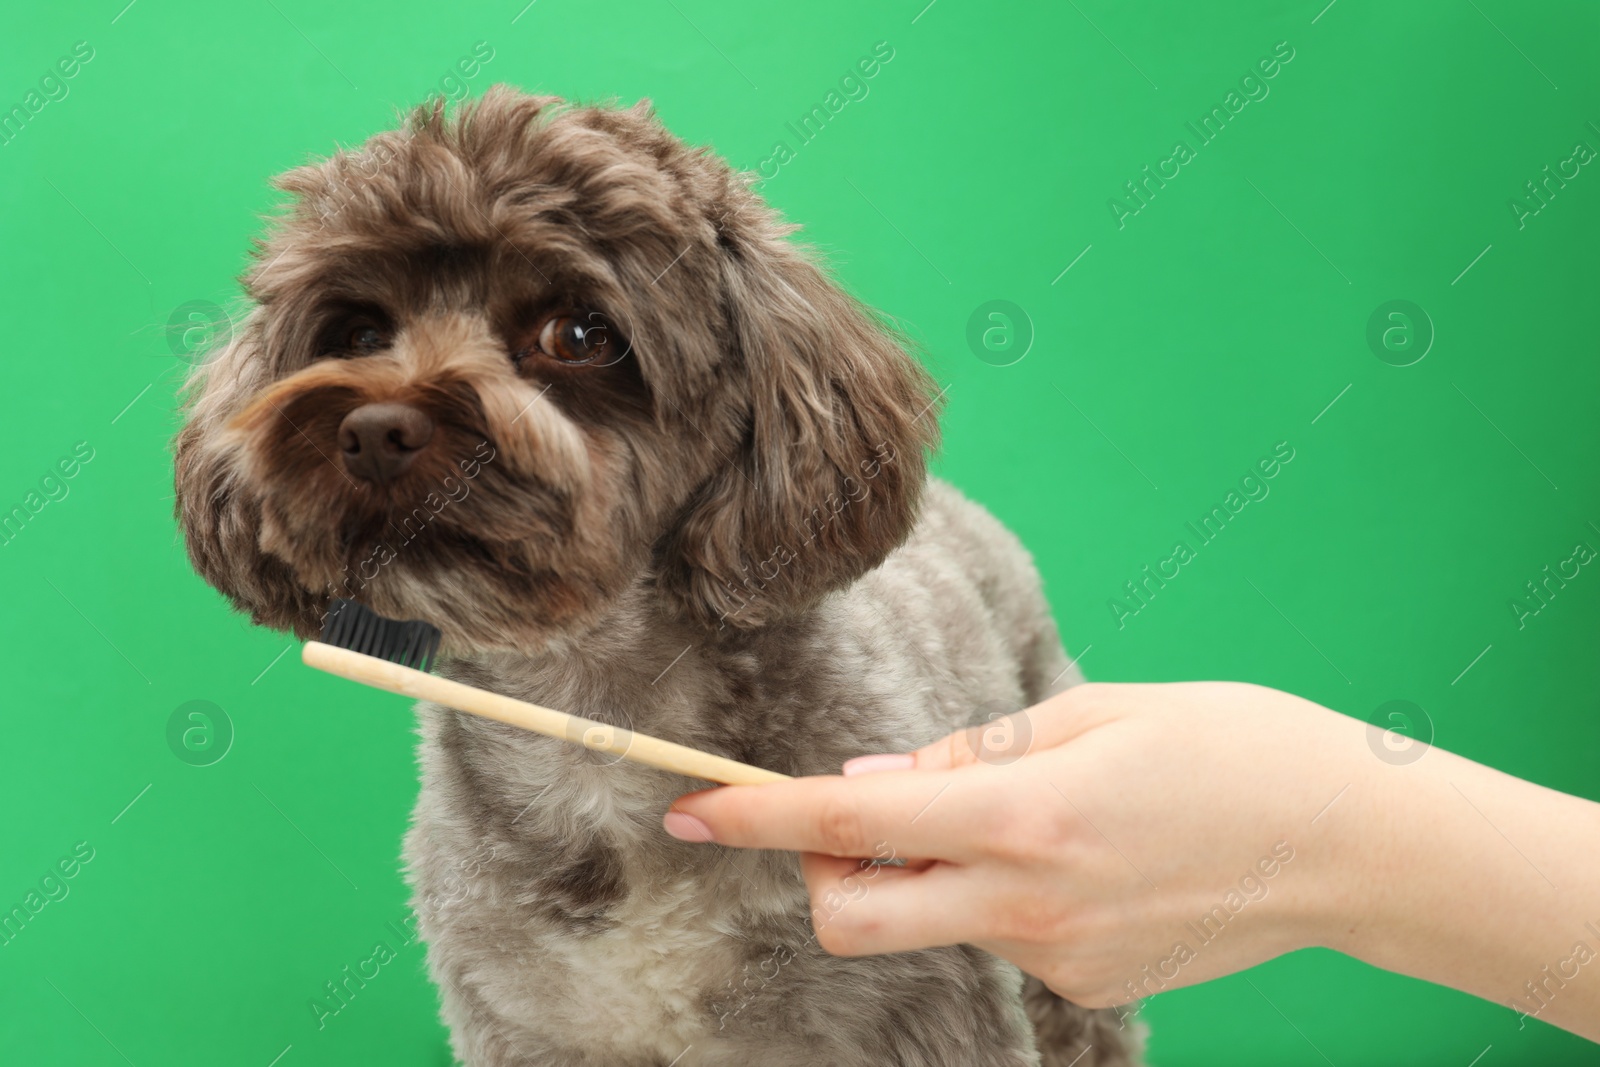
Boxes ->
[175,88,939,652]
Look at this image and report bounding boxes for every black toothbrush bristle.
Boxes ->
[319,599,441,672]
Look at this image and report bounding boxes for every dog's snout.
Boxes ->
[338,403,434,484]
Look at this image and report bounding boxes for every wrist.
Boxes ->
[1306,737,1600,1027]
[1271,708,1482,967]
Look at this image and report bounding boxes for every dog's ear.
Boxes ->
[173,319,323,636]
[660,230,941,629]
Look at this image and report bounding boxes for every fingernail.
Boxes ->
[663,811,716,843]
[842,753,915,776]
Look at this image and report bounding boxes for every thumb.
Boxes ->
[832,727,987,777]
[847,685,1125,776]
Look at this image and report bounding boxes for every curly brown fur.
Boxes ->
[175,86,1141,1066]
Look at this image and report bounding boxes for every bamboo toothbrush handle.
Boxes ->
[302,641,790,786]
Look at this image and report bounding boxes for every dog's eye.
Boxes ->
[514,312,624,367]
[541,316,602,364]
[348,324,389,353]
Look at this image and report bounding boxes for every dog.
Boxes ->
[174,87,1142,1066]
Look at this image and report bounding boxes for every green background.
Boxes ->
[2,0,1596,1063]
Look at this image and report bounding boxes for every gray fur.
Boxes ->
[408,482,1138,1065]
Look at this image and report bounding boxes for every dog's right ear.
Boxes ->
[658,218,942,629]
[173,318,322,636]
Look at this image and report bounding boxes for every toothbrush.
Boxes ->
[303,598,790,786]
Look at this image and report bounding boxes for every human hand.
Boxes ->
[666,682,1365,1008]
[666,680,1600,1040]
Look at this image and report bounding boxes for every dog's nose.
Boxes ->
[337,403,434,484]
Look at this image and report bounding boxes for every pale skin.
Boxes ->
[665,682,1600,1041]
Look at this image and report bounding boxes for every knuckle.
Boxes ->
[1034,805,1082,854]
[990,892,1076,945]
[915,730,978,772]
[948,727,989,770]
[813,906,874,956]
[983,800,1074,864]
[814,794,869,857]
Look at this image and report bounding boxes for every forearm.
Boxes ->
[1320,741,1600,1038]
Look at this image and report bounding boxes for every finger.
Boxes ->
[799,851,922,891]
[668,771,1000,862]
[798,849,934,882]
[801,857,993,956]
[899,684,1127,774]
[800,852,926,929]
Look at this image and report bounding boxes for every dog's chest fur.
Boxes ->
[402,481,1116,1065]
[532,874,741,1057]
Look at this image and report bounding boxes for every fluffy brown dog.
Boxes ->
[175,87,1140,1066]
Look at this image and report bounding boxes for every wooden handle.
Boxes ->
[302,641,790,786]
